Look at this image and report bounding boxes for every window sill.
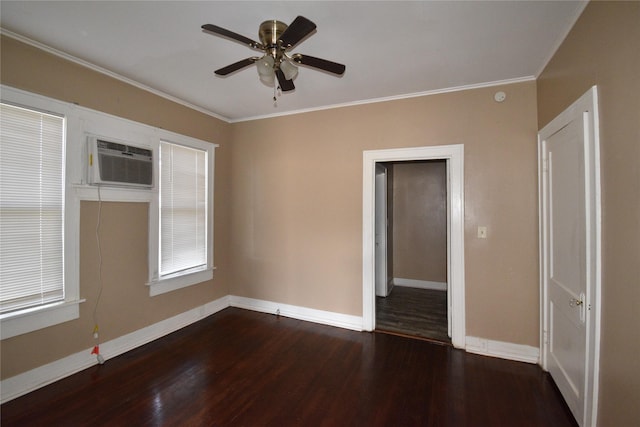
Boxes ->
[147,267,215,297]
[0,299,84,340]
[73,184,156,202]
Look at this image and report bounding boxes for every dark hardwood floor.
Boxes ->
[1,308,576,427]
[376,286,450,343]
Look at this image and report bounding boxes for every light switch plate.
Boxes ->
[478,226,487,239]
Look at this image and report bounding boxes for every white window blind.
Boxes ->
[159,141,207,276]
[0,102,65,315]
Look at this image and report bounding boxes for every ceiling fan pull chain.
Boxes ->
[273,84,283,106]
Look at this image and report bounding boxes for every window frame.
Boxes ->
[148,133,215,297]
[0,87,82,340]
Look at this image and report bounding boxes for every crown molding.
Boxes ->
[233,76,536,123]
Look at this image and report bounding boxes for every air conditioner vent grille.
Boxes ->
[98,153,153,185]
[88,137,153,188]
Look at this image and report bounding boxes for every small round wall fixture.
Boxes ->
[494,91,507,102]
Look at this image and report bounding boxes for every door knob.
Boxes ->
[569,298,584,307]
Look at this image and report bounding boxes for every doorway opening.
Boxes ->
[374,160,450,344]
[362,145,465,349]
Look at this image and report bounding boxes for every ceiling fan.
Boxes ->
[201,16,346,92]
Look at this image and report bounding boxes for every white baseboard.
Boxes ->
[393,278,447,291]
[229,295,363,332]
[465,336,540,364]
[0,296,230,404]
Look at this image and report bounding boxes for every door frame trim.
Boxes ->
[362,144,465,349]
[538,86,601,427]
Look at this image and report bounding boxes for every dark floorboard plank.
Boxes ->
[1,308,577,427]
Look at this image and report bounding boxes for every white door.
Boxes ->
[374,164,389,297]
[539,87,601,427]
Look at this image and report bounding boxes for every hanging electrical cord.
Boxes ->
[91,186,105,364]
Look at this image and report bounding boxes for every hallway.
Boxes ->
[376,286,450,344]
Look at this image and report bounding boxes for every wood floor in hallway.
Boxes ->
[376,286,450,343]
[1,307,576,426]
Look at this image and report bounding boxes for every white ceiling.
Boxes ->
[0,1,586,122]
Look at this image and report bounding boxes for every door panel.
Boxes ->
[545,115,586,424]
[548,123,585,298]
[549,291,585,407]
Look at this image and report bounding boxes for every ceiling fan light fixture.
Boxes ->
[279,59,298,81]
[256,54,275,77]
[259,73,276,87]
[256,54,275,86]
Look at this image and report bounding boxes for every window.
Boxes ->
[160,141,207,275]
[0,96,80,339]
[148,137,214,296]
[0,102,65,313]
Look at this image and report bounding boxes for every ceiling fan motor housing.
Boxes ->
[259,20,287,48]
[258,20,291,73]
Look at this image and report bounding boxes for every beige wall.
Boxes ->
[392,161,447,283]
[231,80,540,346]
[0,36,232,379]
[537,1,640,425]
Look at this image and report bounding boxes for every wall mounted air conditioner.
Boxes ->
[87,136,153,188]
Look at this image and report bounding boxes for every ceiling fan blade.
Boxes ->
[215,57,258,76]
[279,16,316,49]
[293,54,346,75]
[275,69,295,92]
[202,24,263,49]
